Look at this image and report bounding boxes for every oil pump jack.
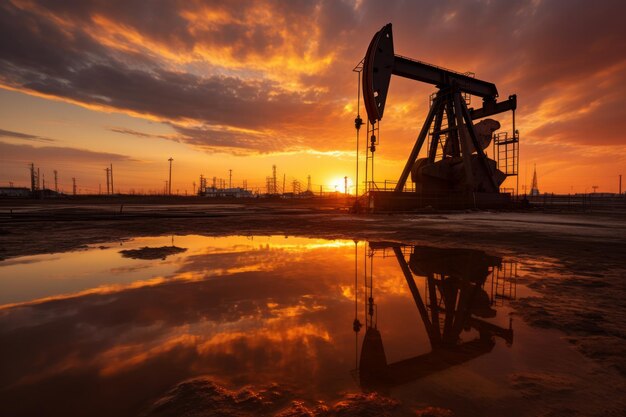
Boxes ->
[359,23,518,210]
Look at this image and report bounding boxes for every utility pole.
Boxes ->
[344,176,348,195]
[110,163,114,194]
[54,170,58,193]
[72,177,76,195]
[229,169,232,189]
[272,165,277,194]
[105,167,110,194]
[29,163,36,192]
[307,175,311,192]
[168,157,173,195]
[37,168,40,191]
[320,185,323,196]
[42,173,45,190]
[193,181,196,194]
[282,173,286,194]
[165,180,168,195]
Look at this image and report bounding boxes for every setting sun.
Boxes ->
[327,176,354,194]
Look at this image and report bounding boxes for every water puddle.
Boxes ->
[0,235,620,416]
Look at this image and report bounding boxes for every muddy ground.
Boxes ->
[1,201,625,399]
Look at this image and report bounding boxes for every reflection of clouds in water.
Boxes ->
[0,242,351,310]
[0,256,62,267]
[0,243,359,404]
[109,263,153,274]
[99,321,331,378]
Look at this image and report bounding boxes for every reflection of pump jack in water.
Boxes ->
[355,243,515,389]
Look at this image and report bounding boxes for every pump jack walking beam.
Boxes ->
[362,23,516,124]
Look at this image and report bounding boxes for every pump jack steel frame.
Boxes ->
[360,24,517,210]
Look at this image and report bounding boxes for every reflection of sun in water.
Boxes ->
[327,177,353,194]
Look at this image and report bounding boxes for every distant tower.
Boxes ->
[344,176,348,195]
[272,165,278,194]
[72,177,77,195]
[105,167,110,194]
[29,163,36,192]
[307,175,311,192]
[229,169,232,189]
[54,170,58,193]
[530,164,539,196]
[168,157,173,195]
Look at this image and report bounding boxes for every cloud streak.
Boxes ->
[0,128,54,143]
[0,141,137,163]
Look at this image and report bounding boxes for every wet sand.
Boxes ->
[0,201,625,416]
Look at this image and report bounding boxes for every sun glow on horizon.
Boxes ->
[327,176,354,194]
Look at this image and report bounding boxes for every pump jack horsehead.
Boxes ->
[362,24,517,206]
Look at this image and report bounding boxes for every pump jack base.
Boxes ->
[367,191,512,212]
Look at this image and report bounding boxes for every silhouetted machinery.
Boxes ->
[355,244,514,389]
[360,24,518,210]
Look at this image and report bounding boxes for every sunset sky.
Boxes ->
[1,0,624,194]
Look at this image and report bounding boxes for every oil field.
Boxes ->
[1,2,626,417]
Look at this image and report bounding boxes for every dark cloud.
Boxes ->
[0,128,54,143]
[0,0,328,149]
[109,127,171,140]
[0,141,137,163]
[172,124,307,154]
[526,78,626,146]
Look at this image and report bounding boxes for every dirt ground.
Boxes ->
[1,200,625,393]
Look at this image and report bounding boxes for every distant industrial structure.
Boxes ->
[196,169,253,198]
[168,157,173,195]
[530,165,540,196]
[0,186,30,197]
